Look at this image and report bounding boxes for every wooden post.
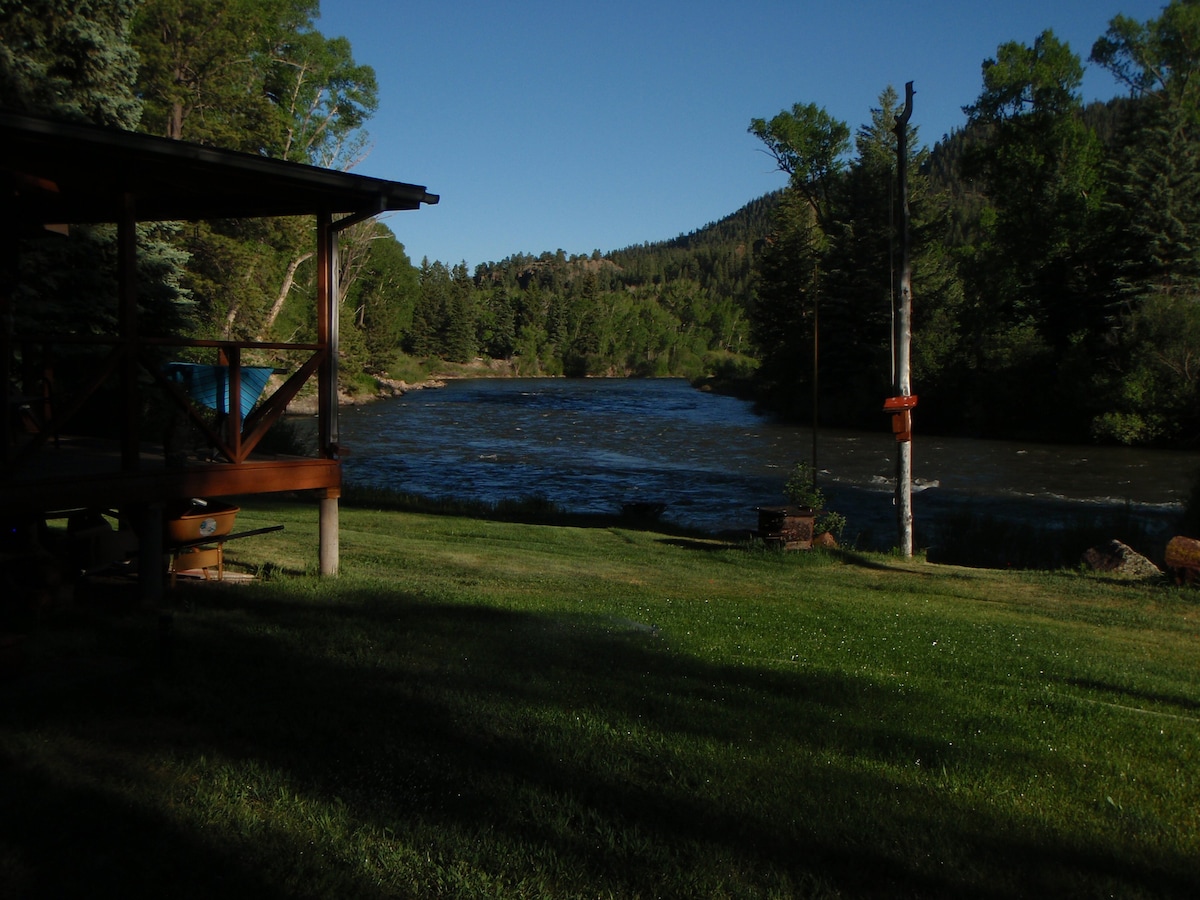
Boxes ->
[317,212,333,457]
[1,206,15,461]
[892,82,915,557]
[115,196,166,607]
[226,344,242,461]
[118,194,140,471]
[316,212,340,576]
[137,502,165,609]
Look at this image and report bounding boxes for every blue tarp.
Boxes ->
[164,363,273,418]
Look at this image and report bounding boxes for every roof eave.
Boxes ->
[1,110,439,225]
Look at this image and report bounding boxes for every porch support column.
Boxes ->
[316,211,339,576]
[137,502,164,610]
[319,490,339,577]
[1,196,16,461]
[118,193,139,471]
[117,194,166,607]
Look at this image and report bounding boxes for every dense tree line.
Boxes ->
[413,199,768,379]
[748,0,1200,447]
[6,1,1200,447]
[2,0,394,372]
[1,0,760,391]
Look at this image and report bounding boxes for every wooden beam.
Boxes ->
[1,458,341,514]
[240,350,325,455]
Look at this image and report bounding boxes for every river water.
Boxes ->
[330,378,1197,550]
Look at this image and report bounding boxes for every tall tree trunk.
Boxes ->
[260,251,313,338]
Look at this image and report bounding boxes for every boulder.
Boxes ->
[1165,535,1200,584]
[814,531,838,549]
[1081,540,1162,579]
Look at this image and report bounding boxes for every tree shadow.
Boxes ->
[3,584,1197,898]
[0,764,315,900]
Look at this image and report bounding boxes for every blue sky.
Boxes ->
[316,0,1168,269]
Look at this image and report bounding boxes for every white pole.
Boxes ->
[893,82,915,557]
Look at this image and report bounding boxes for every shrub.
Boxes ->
[783,460,846,539]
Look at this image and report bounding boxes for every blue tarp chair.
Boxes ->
[163,363,273,418]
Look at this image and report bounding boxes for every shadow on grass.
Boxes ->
[3,585,1197,899]
[0,764,302,900]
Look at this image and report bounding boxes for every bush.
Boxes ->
[783,461,846,539]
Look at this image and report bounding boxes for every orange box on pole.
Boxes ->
[883,395,918,442]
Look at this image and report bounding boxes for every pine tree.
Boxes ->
[0,0,142,128]
[1,0,193,341]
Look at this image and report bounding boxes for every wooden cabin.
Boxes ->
[1,110,438,604]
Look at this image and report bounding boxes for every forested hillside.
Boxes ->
[746,6,1200,447]
[332,194,773,385]
[426,194,776,378]
[5,1,1200,446]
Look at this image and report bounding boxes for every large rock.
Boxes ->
[1081,540,1162,579]
[814,531,838,549]
[1165,535,1200,584]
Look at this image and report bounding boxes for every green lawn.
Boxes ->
[2,497,1198,898]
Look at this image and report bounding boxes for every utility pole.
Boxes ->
[891,82,915,557]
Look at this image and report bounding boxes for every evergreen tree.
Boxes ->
[749,190,823,416]
[0,0,142,128]
[962,30,1105,353]
[818,87,911,422]
[0,0,192,341]
[407,259,449,358]
[1088,0,1200,442]
[443,262,478,363]
[477,285,517,360]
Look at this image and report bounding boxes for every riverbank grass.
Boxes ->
[3,498,1198,898]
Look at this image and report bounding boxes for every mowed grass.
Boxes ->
[2,497,1198,898]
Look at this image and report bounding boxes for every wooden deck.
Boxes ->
[1,434,340,516]
[3,111,437,591]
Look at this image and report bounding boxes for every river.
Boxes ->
[327,378,1196,551]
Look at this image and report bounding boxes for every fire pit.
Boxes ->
[756,505,815,550]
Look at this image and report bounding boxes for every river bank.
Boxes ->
[285,357,522,414]
[287,358,714,414]
[327,378,1197,565]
